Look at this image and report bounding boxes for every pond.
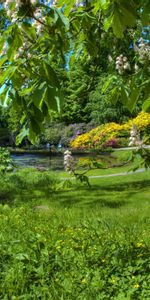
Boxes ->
[11,151,111,171]
[11,153,64,170]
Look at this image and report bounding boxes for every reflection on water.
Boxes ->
[11,153,64,170]
[11,152,104,171]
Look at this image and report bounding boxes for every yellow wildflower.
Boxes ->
[134,284,140,288]
[136,242,144,248]
[81,278,87,284]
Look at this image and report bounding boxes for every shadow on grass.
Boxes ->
[91,178,150,192]
[0,173,150,209]
[60,196,126,208]
[51,178,150,209]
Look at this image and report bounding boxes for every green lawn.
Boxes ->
[59,149,141,178]
[0,167,150,299]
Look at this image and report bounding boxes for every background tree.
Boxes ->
[0,0,149,144]
[0,106,10,145]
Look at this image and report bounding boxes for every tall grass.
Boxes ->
[0,169,150,299]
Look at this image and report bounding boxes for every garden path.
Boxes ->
[87,168,147,179]
[115,145,150,151]
[64,168,149,180]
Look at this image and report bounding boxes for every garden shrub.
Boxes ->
[41,123,64,146]
[71,112,150,150]
[41,122,97,147]
[0,147,14,173]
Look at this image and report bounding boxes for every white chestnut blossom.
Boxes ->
[115,54,131,74]
[129,124,143,148]
[64,150,75,173]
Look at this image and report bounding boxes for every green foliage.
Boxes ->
[6,105,22,133]
[87,75,142,124]
[0,3,69,143]
[0,127,10,145]
[0,0,149,143]
[143,97,150,113]
[41,122,96,147]
[128,147,150,171]
[61,64,91,123]
[0,147,14,173]
[41,123,63,146]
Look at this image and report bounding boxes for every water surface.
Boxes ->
[11,153,64,170]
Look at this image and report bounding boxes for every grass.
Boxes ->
[59,149,140,178]
[0,166,150,299]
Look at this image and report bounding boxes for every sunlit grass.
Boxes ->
[59,149,142,178]
[1,167,150,226]
[0,167,150,299]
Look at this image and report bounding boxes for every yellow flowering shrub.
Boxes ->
[71,112,150,149]
[126,111,150,130]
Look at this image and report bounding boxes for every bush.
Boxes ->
[41,122,97,147]
[0,147,14,173]
[71,112,150,150]
[41,123,64,146]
